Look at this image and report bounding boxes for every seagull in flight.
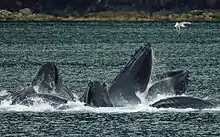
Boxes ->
[174,21,191,36]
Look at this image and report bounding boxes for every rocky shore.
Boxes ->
[0,9,220,22]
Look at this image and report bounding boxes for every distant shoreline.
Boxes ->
[0,10,220,22]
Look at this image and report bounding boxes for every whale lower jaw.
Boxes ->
[20,93,68,107]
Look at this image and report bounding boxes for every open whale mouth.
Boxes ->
[145,69,190,101]
[31,62,59,92]
[17,94,68,108]
[154,70,189,80]
[106,44,153,107]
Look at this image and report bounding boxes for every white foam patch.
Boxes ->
[59,101,148,113]
[33,85,39,93]
[0,100,217,113]
[202,106,220,112]
[58,100,199,113]
[0,97,55,112]
[0,90,11,96]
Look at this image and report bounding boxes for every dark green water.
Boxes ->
[0,22,220,136]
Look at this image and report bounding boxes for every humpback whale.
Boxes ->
[10,62,75,106]
[146,70,189,101]
[79,44,153,107]
[31,62,75,101]
[107,43,153,106]
[80,81,113,107]
[150,96,217,109]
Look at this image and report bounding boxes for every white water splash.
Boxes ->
[0,90,11,96]
[0,96,55,112]
[33,85,39,93]
[0,80,218,113]
[0,90,217,113]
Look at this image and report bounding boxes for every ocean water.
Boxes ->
[0,22,220,136]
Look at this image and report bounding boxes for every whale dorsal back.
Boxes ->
[150,96,214,109]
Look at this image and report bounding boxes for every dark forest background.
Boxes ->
[1,0,220,16]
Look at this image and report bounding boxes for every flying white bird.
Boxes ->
[174,21,191,36]
[96,0,102,4]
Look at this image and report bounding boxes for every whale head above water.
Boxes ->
[80,81,113,107]
[11,62,76,105]
[107,43,153,106]
[31,62,75,101]
[146,70,190,101]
